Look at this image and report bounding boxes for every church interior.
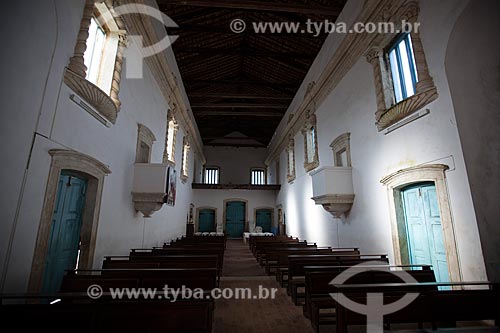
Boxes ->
[0,0,499,332]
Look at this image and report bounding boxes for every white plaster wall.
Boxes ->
[275,0,487,282]
[193,189,277,233]
[203,147,267,184]
[445,0,500,282]
[0,0,196,292]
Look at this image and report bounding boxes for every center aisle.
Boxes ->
[213,239,315,332]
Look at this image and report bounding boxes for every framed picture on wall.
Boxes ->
[165,166,177,206]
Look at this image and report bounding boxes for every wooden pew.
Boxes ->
[254,241,309,261]
[102,255,220,284]
[333,281,499,333]
[287,255,390,304]
[262,248,334,274]
[248,235,295,251]
[276,249,360,286]
[0,293,215,333]
[130,248,225,275]
[304,265,436,332]
[250,237,300,255]
[61,268,218,292]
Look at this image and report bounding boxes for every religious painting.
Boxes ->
[165,166,177,206]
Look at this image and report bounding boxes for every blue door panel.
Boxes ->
[199,209,216,232]
[256,209,272,232]
[226,202,245,237]
[42,174,87,293]
[402,184,450,283]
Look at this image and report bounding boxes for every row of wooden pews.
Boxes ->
[0,234,226,332]
[249,234,499,333]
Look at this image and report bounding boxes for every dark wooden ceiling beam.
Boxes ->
[160,0,343,16]
[192,103,288,109]
[176,47,315,58]
[185,79,300,89]
[165,25,325,39]
[202,142,266,148]
[194,111,284,117]
[203,136,264,141]
[189,92,292,100]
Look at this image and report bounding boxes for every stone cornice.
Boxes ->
[265,0,418,165]
[49,149,111,175]
[117,0,205,164]
[380,163,449,185]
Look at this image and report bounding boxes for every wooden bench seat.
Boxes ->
[276,249,360,286]
[0,293,214,333]
[102,255,220,283]
[61,268,218,292]
[286,255,390,302]
[304,266,436,332]
[333,282,499,333]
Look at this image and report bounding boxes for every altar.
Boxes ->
[243,232,274,243]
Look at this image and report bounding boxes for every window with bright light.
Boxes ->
[388,33,418,103]
[83,17,106,86]
[165,117,178,163]
[306,126,316,163]
[287,140,296,183]
[180,137,190,180]
[251,169,266,185]
[303,121,319,172]
[204,167,219,184]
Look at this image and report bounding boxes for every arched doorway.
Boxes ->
[381,164,460,282]
[28,150,110,292]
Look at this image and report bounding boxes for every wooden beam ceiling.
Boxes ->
[160,0,343,16]
[191,103,288,109]
[161,0,347,147]
[194,111,284,117]
[188,92,292,100]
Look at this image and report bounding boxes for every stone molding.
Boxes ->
[311,194,355,218]
[380,164,461,282]
[131,192,165,217]
[64,0,127,124]
[28,149,110,292]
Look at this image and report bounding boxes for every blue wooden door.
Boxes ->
[225,201,245,238]
[256,209,272,232]
[198,209,216,232]
[402,183,450,283]
[42,174,87,293]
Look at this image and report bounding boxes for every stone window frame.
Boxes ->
[302,113,319,172]
[286,138,296,183]
[28,149,111,292]
[135,123,156,163]
[64,0,127,125]
[330,132,351,167]
[180,135,191,182]
[365,1,438,132]
[163,112,179,165]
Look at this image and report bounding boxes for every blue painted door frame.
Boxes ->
[402,183,450,283]
[225,201,245,238]
[42,173,87,293]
